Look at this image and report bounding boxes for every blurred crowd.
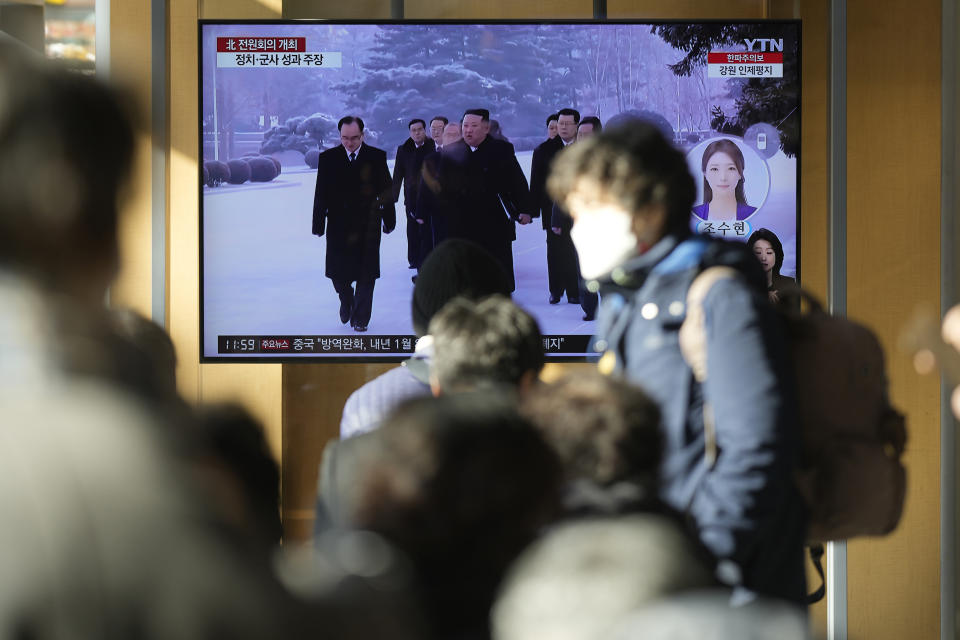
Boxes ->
[0,42,831,639]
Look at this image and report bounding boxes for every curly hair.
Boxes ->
[520,371,663,491]
[354,394,562,639]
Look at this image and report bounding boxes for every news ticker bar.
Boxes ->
[218,335,592,355]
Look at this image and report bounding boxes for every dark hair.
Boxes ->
[408,118,426,130]
[547,120,696,238]
[700,139,747,205]
[489,119,508,142]
[579,116,602,132]
[354,393,562,640]
[546,113,559,126]
[429,295,544,392]
[557,107,581,123]
[338,115,364,131]
[411,239,511,337]
[747,227,785,276]
[194,403,283,549]
[430,115,448,126]
[109,308,178,399]
[0,43,135,283]
[462,108,490,122]
[521,371,662,491]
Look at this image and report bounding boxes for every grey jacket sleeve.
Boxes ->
[689,276,799,564]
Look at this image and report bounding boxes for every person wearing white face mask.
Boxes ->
[547,121,807,607]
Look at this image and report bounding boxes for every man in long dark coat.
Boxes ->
[429,108,532,292]
[392,118,436,272]
[529,107,581,304]
[312,116,394,332]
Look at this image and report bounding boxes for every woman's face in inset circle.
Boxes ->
[752,239,776,272]
[703,151,742,197]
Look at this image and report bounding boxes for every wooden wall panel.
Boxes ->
[169,0,284,460]
[608,0,765,19]
[168,2,200,401]
[285,0,591,19]
[404,0,591,19]
[765,1,830,634]
[282,0,392,19]
[846,0,941,638]
[108,0,154,318]
[282,362,393,540]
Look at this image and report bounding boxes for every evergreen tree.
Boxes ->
[653,24,800,156]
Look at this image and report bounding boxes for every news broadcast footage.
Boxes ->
[200,21,800,360]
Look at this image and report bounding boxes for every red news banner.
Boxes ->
[707,51,783,78]
[215,36,341,68]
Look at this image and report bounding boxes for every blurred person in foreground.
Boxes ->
[351,394,563,640]
[492,516,715,640]
[0,42,419,639]
[548,120,806,604]
[520,371,677,521]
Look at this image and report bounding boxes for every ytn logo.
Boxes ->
[743,38,784,52]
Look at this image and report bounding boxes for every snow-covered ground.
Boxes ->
[202,151,596,359]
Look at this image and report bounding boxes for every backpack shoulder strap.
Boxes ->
[678,265,740,383]
[677,265,740,469]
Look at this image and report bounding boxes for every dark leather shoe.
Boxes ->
[339,303,351,324]
[582,313,595,321]
[352,323,368,332]
[548,295,561,304]
[567,297,580,304]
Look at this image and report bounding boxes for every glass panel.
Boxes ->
[44,0,95,73]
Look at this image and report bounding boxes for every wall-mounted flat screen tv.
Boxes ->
[200,19,800,361]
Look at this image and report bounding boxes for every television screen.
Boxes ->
[200,19,800,361]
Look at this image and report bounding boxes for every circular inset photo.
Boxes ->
[687,137,771,221]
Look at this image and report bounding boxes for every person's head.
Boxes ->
[108,308,178,400]
[577,116,602,140]
[747,228,784,277]
[441,122,461,146]
[489,119,506,141]
[520,371,662,494]
[546,113,559,139]
[354,393,562,640]
[338,115,364,153]
[461,108,490,147]
[51,305,183,410]
[701,139,747,205]
[0,42,135,305]
[407,118,426,145]
[492,515,715,640]
[547,120,695,280]
[429,116,448,144]
[194,403,282,551]
[556,107,581,143]
[410,239,511,337]
[429,295,544,395]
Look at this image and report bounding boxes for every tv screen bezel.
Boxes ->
[197,18,802,364]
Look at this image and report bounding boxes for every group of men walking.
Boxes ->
[311,108,600,331]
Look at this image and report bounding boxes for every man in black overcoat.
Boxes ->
[312,116,395,332]
[392,118,436,272]
[529,107,581,304]
[429,109,532,292]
